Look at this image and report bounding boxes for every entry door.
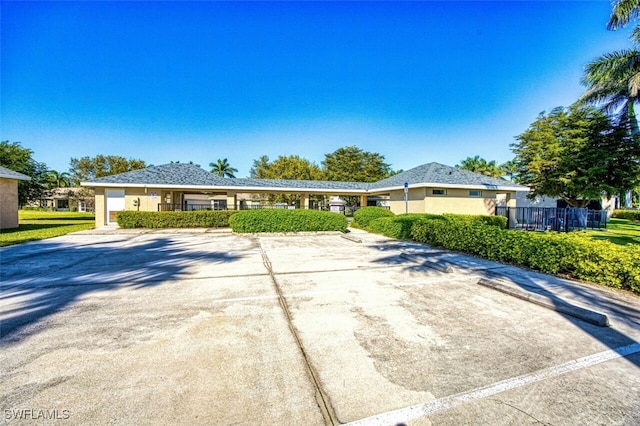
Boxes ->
[106,189,125,225]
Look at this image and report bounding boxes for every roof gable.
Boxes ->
[0,166,31,181]
[370,162,527,190]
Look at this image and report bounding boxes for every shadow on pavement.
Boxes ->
[0,237,244,343]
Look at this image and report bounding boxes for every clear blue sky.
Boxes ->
[1,1,635,177]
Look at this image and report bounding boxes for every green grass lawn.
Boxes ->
[0,210,95,247]
[581,218,640,246]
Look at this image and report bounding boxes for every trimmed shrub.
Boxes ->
[613,209,640,221]
[228,209,348,233]
[367,214,444,240]
[442,213,508,229]
[411,219,640,293]
[352,207,395,229]
[116,210,236,228]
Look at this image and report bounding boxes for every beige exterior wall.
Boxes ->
[0,178,20,229]
[389,188,427,214]
[94,187,106,227]
[388,187,503,215]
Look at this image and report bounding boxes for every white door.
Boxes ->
[106,189,125,225]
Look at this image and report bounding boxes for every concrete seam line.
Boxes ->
[477,278,610,327]
[345,342,640,426]
[256,238,339,425]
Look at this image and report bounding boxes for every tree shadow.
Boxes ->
[367,239,640,369]
[0,236,245,343]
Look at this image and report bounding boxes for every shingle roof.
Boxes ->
[370,162,527,190]
[83,162,527,192]
[0,166,31,181]
[87,163,226,186]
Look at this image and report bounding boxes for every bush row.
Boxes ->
[116,210,236,228]
[367,214,445,240]
[352,206,395,228]
[411,219,640,293]
[228,209,348,233]
[613,209,640,221]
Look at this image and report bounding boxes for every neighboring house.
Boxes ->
[0,166,30,230]
[37,187,95,212]
[81,162,527,227]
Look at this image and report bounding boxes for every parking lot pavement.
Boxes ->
[1,228,640,425]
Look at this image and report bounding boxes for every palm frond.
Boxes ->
[608,0,640,30]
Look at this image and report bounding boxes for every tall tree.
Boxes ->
[581,27,640,133]
[209,158,238,178]
[608,0,640,30]
[248,155,324,205]
[46,170,72,189]
[323,146,391,182]
[69,155,146,183]
[0,141,49,205]
[250,155,324,180]
[512,105,640,207]
[456,155,506,178]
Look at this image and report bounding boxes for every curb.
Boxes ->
[477,278,610,327]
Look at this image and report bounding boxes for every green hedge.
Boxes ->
[367,214,444,240]
[613,209,640,221]
[411,219,640,293]
[442,213,508,229]
[352,206,395,228]
[116,210,236,228]
[228,209,348,233]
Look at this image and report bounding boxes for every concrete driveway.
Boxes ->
[1,227,640,425]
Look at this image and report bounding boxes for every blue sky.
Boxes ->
[1,1,635,177]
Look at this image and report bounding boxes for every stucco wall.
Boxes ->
[94,187,106,227]
[0,178,20,229]
[388,187,500,215]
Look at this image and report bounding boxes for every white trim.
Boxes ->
[82,181,526,194]
[82,182,367,193]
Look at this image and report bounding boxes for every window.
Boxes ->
[432,189,446,196]
[469,190,482,197]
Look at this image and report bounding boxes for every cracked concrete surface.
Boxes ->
[1,227,640,425]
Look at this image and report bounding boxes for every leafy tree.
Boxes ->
[512,105,640,207]
[456,155,506,178]
[249,155,325,204]
[69,155,146,183]
[323,146,391,182]
[249,155,271,179]
[209,158,238,178]
[250,155,324,180]
[0,141,50,205]
[46,170,72,189]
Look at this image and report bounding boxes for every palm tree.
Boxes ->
[456,155,505,178]
[500,160,519,182]
[209,158,238,178]
[608,0,640,30]
[580,27,640,133]
[47,170,72,189]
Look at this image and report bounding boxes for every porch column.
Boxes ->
[360,194,368,208]
[301,193,310,210]
[506,192,516,208]
[226,191,237,210]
